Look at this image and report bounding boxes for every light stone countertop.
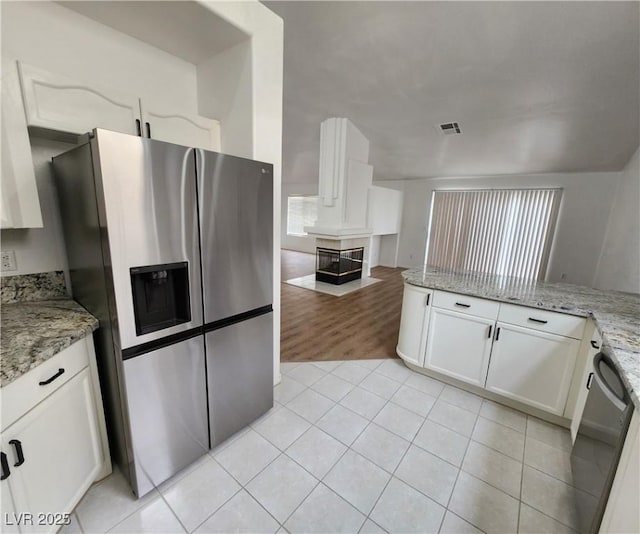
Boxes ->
[1,299,99,387]
[402,268,640,409]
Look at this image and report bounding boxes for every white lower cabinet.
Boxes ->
[2,369,102,533]
[397,285,586,417]
[570,329,602,440]
[396,283,432,367]
[485,323,580,415]
[424,308,495,387]
[1,337,110,534]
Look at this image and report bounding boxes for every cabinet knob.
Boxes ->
[0,452,9,480]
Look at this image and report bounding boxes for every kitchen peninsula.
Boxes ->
[399,267,639,410]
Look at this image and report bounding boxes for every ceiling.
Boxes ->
[265,1,640,183]
[58,1,249,64]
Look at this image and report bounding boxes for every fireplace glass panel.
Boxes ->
[316,247,364,285]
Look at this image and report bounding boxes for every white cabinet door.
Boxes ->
[19,62,140,136]
[486,323,579,415]
[424,308,495,387]
[1,474,19,533]
[396,284,432,367]
[1,59,42,229]
[3,368,103,533]
[570,330,602,441]
[141,104,221,151]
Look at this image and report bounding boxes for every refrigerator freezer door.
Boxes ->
[92,129,202,349]
[196,150,273,324]
[207,312,274,447]
[123,335,208,497]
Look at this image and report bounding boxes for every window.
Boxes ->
[286,195,318,236]
[425,188,562,280]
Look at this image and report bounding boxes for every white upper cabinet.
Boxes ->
[1,59,42,229]
[19,62,140,136]
[140,104,221,151]
[18,61,221,151]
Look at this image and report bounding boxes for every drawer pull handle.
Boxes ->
[39,368,65,386]
[528,317,548,324]
[590,340,600,349]
[487,325,493,339]
[494,327,501,341]
[455,302,471,308]
[586,372,594,390]
[9,440,24,467]
[1,452,9,480]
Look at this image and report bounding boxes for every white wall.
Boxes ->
[393,171,621,286]
[1,0,285,382]
[1,137,73,280]
[594,146,640,293]
[1,1,199,114]
[0,1,200,279]
[197,40,253,157]
[199,1,284,383]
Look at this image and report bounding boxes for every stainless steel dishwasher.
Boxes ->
[571,351,634,533]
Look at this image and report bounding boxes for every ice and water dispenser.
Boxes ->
[130,262,191,335]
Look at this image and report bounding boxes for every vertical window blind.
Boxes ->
[425,188,562,280]
[287,195,318,236]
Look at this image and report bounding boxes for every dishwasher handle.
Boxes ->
[593,352,629,413]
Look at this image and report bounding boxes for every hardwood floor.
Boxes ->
[280,249,404,362]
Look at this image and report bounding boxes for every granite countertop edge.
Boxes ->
[1,299,99,388]
[402,269,640,411]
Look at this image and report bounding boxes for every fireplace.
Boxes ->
[316,247,364,285]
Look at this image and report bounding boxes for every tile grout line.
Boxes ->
[441,406,481,532]
[73,511,86,534]
[360,386,444,531]
[277,411,377,529]
[156,488,193,533]
[79,360,577,534]
[517,416,529,533]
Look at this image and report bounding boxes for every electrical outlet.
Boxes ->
[1,250,17,272]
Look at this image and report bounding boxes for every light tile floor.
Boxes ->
[66,359,583,534]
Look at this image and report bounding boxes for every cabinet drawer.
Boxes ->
[1,337,89,431]
[432,290,500,320]
[498,303,586,339]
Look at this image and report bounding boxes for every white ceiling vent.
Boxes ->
[439,122,462,135]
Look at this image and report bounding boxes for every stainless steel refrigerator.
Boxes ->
[53,129,273,498]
